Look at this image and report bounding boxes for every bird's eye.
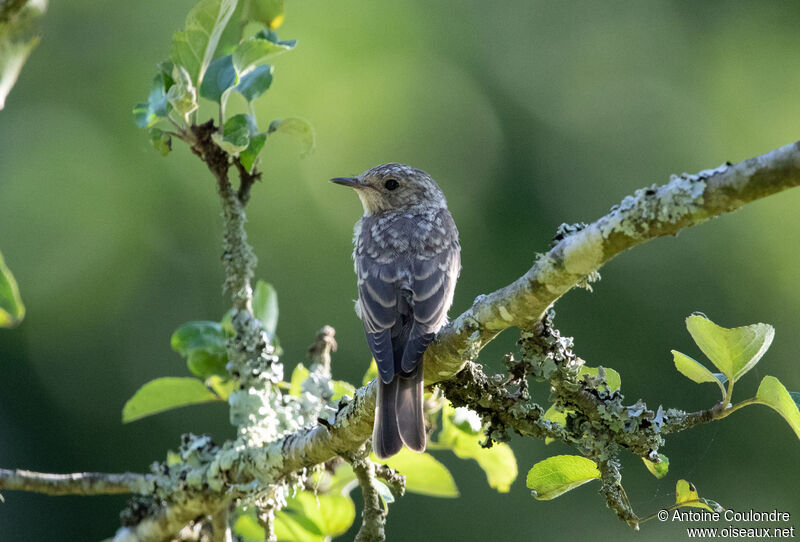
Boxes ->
[384,178,399,191]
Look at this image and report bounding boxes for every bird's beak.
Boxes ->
[330,177,361,188]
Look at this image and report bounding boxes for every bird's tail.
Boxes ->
[373,367,425,458]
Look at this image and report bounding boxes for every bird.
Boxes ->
[331,163,461,458]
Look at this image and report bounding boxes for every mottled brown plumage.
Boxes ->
[331,164,461,458]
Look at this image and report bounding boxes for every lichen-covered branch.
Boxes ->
[423,141,800,382]
[351,455,386,542]
[0,469,153,496]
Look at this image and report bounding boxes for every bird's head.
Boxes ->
[331,163,446,215]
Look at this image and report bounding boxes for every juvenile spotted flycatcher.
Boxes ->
[331,163,461,458]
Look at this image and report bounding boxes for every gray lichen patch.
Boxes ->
[597,165,730,240]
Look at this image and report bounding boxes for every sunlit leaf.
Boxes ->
[232,36,293,76]
[672,350,727,398]
[675,479,715,511]
[362,358,378,386]
[437,404,517,492]
[331,380,355,402]
[289,363,310,396]
[206,375,237,400]
[199,54,237,104]
[233,513,264,541]
[755,376,800,440]
[322,462,357,496]
[526,455,600,500]
[274,512,322,542]
[170,0,238,86]
[252,280,278,338]
[281,491,355,539]
[685,313,774,383]
[642,453,669,479]
[122,377,221,423]
[0,250,25,328]
[543,404,570,445]
[372,448,459,498]
[268,117,315,156]
[579,365,621,393]
[166,64,198,116]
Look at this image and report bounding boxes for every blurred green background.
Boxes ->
[2,0,799,540]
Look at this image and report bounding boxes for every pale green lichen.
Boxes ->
[597,164,730,239]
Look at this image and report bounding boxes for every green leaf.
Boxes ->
[0,0,45,109]
[675,479,714,511]
[437,404,517,492]
[206,375,237,400]
[372,448,459,498]
[239,133,266,172]
[199,54,237,104]
[755,376,800,440]
[216,113,256,154]
[171,321,227,355]
[243,0,285,29]
[232,36,294,75]
[685,313,774,383]
[255,28,296,47]
[579,365,621,393]
[331,380,356,402]
[171,321,228,378]
[133,73,170,128]
[289,363,310,396]
[642,453,669,479]
[166,64,198,116]
[280,491,356,539]
[149,127,172,156]
[122,377,221,423]
[526,455,600,500]
[322,462,357,496]
[233,513,264,541]
[186,349,228,377]
[274,513,323,542]
[235,64,273,102]
[170,0,238,86]
[252,280,278,338]
[268,117,315,156]
[543,404,569,445]
[0,250,25,328]
[214,0,246,56]
[362,358,378,386]
[672,350,727,398]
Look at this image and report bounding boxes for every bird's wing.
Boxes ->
[356,255,403,383]
[400,240,461,373]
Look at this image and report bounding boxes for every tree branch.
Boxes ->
[0,469,153,496]
[351,455,386,542]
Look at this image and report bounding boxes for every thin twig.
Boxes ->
[0,469,153,496]
[351,456,386,542]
